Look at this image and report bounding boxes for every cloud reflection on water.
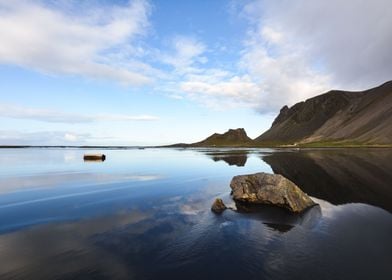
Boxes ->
[0,148,391,279]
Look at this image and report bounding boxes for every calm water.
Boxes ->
[0,148,391,279]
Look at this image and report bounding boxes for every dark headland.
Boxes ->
[170,80,392,148]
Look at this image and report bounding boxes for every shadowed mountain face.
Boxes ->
[262,149,392,212]
[191,128,252,147]
[255,81,392,145]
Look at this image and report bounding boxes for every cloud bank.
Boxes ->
[0,104,159,123]
[1,0,391,114]
[179,0,392,112]
[0,0,153,85]
[0,130,89,145]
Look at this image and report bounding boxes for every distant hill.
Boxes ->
[191,128,252,147]
[255,80,392,146]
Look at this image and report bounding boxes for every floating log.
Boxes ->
[83,154,106,161]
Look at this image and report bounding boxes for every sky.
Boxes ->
[0,0,391,146]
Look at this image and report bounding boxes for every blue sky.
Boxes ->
[0,0,391,145]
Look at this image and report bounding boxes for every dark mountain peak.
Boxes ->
[227,128,247,136]
[280,105,289,112]
[192,128,252,146]
[271,105,291,126]
[269,91,351,131]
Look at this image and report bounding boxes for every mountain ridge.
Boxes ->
[255,80,392,145]
[170,80,392,147]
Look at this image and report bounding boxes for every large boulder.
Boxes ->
[230,172,316,213]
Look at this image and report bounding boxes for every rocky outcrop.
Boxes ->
[211,198,227,213]
[230,172,316,213]
[191,128,252,147]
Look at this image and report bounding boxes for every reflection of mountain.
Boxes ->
[195,149,250,166]
[209,153,248,166]
[262,149,392,212]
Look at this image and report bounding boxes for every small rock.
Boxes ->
[230,172,316,213]
[211,198,227,213]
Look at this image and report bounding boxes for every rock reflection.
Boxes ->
[263,223,293,233]
[262,149,392,212]
[235,202,322,233]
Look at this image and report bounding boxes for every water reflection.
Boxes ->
[0,172,163,194]
[0,210,152,279]
[196,148,392,212]
[0,148,391,279]
[0,199,390,280]
[261,149,392,212]
[205,151,249,166]
[234,202,322,232]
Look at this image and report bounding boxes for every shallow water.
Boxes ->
[0,148,391,279]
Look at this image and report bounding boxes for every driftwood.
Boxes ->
[83,154,106,161]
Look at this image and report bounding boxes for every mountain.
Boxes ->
[255,81,392,146]
[169,81,392,148]
[190,128,252,147]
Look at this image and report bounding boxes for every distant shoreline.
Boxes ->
[0,145,148,149]
[1,144,392,149]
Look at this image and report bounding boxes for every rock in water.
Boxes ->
[230,172,316,213]
[211,198,227,213]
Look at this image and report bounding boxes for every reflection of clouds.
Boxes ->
[0,183,390,279]
[0,172,164,194]
[0,149,69,166]
[0,148,390,279]
[0,209,151,279]
[179,204,202,215]
[63,151,78,162]
[176,180,232,216]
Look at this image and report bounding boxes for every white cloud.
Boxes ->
[0,104,159,123]
[161,36,207,74]
[195,0,335,113]
[1,0,390,117]
[64,133,79,142]
[260,26,283,44]
[242,0,392,91]
[162,7,332,112]
[180,74,262,109]
[239,34,332,112]
[0,0,153,85]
